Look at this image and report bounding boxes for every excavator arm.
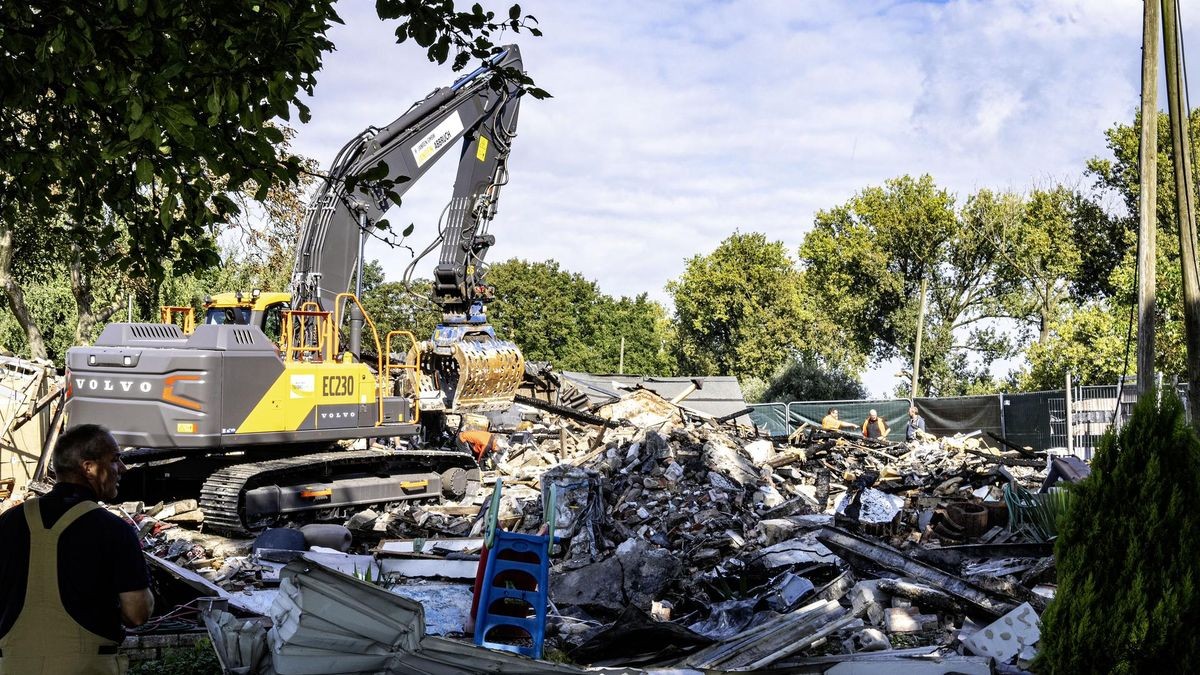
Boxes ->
[292,46,523,316]
[291,46,526,414]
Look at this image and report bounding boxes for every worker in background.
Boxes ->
[0,424,153,674]
[862,409,889,440]
[458,429,509,465]
[821,407,858,431]
[905,406,927,441]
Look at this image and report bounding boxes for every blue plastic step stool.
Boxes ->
[473,479,555,658]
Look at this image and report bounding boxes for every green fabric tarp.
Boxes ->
[750,390,1064,451]
[786,399,910,439]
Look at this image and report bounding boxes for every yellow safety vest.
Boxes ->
[0,499,125,675]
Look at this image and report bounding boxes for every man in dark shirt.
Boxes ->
[905,406,927,442]
[0,424,153,674]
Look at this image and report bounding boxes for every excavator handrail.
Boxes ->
[159,306,195,334]
[281,307,332,362]
[331,293,385,425]
[384,330,421,425]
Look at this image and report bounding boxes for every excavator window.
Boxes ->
[261,304,284,343]
[205,307,250,325]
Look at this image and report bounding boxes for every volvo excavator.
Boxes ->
[64,47,528,535]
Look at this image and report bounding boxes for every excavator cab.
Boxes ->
[197,291,290,345]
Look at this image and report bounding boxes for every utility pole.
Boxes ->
[619,336,625,375]
[911,276,927,399]
[1137,0,1159,396]
[1162,0,1200,427]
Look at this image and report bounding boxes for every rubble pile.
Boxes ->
[72,384,1076,671]
[358,388,1064,668]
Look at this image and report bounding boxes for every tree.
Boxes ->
[965,186,1090,344]
[1019,305,1133,390]
[759,357,866,403]
[0,1,343,282]
[1036,392,1200,673]
[1016,111,1200,388]
[379,0,548,98]
[1019,261,1187,390]
[668,232,810,380]
[0,1,542,358]
[799,175,1015,396]
[590,294,677,376]
[0,1,543,280]
[1084,110,1197,294]
[485,259,602,369]
[484,258,674,374]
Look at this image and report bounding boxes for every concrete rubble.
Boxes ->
[2,372,1080,672]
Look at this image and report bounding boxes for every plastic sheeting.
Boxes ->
[1001,391,1057,452]
[917,395,1001,439]
[748,403,788,437]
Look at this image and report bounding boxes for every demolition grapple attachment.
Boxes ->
[411,326,525,413]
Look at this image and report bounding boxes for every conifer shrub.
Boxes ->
[1035,392,1200,673]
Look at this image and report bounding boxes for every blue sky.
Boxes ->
[289,1,1164,394]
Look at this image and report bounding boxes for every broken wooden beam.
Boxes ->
[714,406,755,424]
[512,394,622,428]
[911,541,1055,570]
[816,526,1016,618]
[986,431,1042,457]
[767,447,808,468]
[9,386,62,434]
[964,449,1045,467]
[876,578,969,614]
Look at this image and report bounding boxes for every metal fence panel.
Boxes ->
[755,382,1189,456]
[748,403,788,437]
[1003,391,1057,452]
[786,400,910,437]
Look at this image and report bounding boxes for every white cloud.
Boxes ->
[288,0,1175,393]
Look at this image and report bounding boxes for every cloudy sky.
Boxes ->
[289,1,1165,394]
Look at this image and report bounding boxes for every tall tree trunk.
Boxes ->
[70,243,121,346]
[0,223,48,360]
[1038,284,1054,344]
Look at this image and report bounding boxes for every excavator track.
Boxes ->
[198,447,479,536]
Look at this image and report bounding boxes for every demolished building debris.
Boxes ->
[4,365,1075,672]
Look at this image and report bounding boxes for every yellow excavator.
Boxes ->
[65,47,528,534]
